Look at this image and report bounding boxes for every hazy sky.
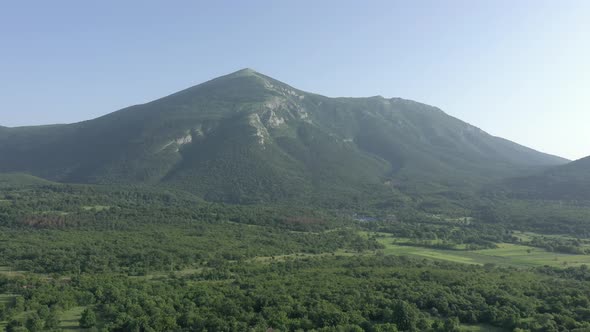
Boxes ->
[1,1,588,160]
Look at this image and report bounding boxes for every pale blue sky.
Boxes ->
[1,0,588,159]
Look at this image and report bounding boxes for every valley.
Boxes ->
[1,180,590,331]
[3,0,590,329]
[1,70,589,331]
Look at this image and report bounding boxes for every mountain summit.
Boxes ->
[0,69,567,204]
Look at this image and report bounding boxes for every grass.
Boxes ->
[513,231,590,248]
[59,306,86,331]
[31,210,70,216]
[380,243,482,265]
[513,230,586,241]
[0,302,95,331]
[0,266,24,277]
[81,205,110,212]
[372,234,590,268]
[0,294,14,304]
[131,267,205,280]
[461,323,507,331]
[0,266,50,279]
[251,250,358,263]
[476,243,590,267]
[0,300,26,331]
[390,236,469,250]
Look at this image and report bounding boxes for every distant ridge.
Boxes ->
[497,155,590,200]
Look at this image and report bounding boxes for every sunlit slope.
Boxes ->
[0,69,567,203]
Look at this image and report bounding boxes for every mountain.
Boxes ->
[495,156,590,200]
[0,68,568,204]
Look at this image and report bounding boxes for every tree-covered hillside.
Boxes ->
[0,69,567,204]
[492,156,590,200]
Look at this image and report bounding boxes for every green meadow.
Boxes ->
[58,306,86,331]
[374,234,590,268]
[460,324,506,332]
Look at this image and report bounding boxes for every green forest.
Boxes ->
[1,182,590,331]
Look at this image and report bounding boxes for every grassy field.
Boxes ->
[513,231,590,249]
[513,231,579,241]
[390,236,469,250]
[81,205,111,212]
[0,303,93,331]
[248,233,590,268]
[461,323,506,331]
[59,306,86,331]
[130,267,204,281]
[0,298,25,331]
[250,250,359,263]
[0,294,14,305]
[0,266,24,277]
[373,233,590,268]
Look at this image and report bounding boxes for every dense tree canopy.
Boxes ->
[1,183,590,331]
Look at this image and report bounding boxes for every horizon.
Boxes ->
[1,0,589,160]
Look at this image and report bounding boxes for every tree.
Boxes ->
[392,301,418,331]
[25,313,45,332]
[80,308,97,328]
[375,323,399,332]
[45,310,61,329]
[442,317,460,332]
[5,319,26,332]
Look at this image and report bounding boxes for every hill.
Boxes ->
[0,172,54,188]
[494,156,590,200]
[0,69,567,204]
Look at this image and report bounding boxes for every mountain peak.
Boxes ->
[0,69,570,204]
[199,68,302,97]
[228,68,260,77]
[205,67,274,86]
